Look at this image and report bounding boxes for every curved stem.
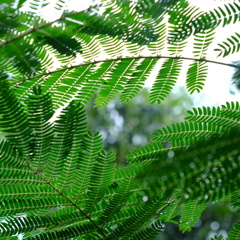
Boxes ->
[10,55,240,86]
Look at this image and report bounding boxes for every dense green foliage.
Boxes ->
[0,0,239,239]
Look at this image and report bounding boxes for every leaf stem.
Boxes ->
[10,55,240,86]
[27,165,109,239]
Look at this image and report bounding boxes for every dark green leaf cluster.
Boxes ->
[0,0,240,239]
[1,79,240,239]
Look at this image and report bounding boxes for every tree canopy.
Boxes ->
[0,0,239,239]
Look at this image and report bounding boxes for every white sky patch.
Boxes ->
[21,0,92,20]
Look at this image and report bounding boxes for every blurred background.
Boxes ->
[86,87,192,166]
[86,86,239,240]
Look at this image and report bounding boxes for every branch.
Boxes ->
[10,55,240,86]
[0,4,98,47]
[27,165,109,239]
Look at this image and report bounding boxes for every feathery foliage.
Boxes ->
[0,0,240,239]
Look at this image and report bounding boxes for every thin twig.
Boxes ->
[0,4,97,47]
[10,55,240,86]
[27,165,109,239]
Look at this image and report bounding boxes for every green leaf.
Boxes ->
[150,59,182,104]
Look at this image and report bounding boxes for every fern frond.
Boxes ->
[0,185,57,201]
[106,201,167,239]
[130,219,163,240]
[231,189,240,208]
[158,195,183,224]
[168,3,202,42]
[0,78,33,156]
[0,166,43,185]
[170,2,240,42]
[215,32,240,57]
[44,102,87,181]
[120,58,158,102]
[76,62,115,105]
[0,82,116,238]
[0,141,24,168]
[186,61,208,94]
[221,101,240,121]
[0,39,42,76]
[28,86,54,170]
[149,59,182,104]
[98,178,137,225]
[0,197,71,218]
[136,130,240,203]
[77,33,101,60]
[95,59,140,108]
[25,222,98,240]
[71,0,158,46]
[211,235,224,240]
[167,37,187,55]
[84,151,116,213]
[72,131,104,203]
[148,18,166,55]
[179,200,206,232]
[152,122,225,143]
[98,36,125,58]
[50,65,96,108]
[35,27,82,57]
[127,142,164,163]
[186,105,240,129]
[193,29,215,58]
[0,215,53,237]
[228,219,240,240]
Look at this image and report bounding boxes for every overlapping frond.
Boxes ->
[27,86,54,170]
[120,58,158,102]
[130,219,163,240]
[0,78,157,238]
[0,77,33,156]
[1,82,240,238]
[3,0,237,108]
[138,129,240,202]
[105,201,167,240]
[147,18,166,55]
[126,103,240,232]
[0,0,240,239]
[158,194,183,224]
[95,59,140,108]
[44,101,88,181]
